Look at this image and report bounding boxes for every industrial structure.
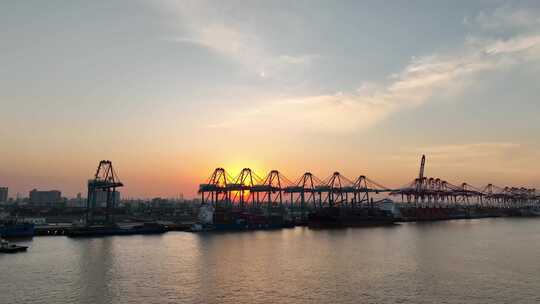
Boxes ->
[86,160,123,224]
[199,156,540,211]
[199,168,394,211]
[389,155,539,209]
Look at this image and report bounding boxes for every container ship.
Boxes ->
[398,206,467,221]
[396,205,540,221]
[66,222,167,237]
[191,204,294,232]
[307,207,395,228]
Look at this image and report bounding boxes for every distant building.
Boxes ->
[151,197,172,208]
[29,189,62,206]
[66,194,85,208]
[0,187,8,203]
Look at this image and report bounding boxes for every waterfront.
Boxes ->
[2,218,540,304]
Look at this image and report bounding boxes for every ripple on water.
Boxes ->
[1,218,540,304]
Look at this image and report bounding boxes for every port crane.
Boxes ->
[199,155,539,210]
[199,168,394,210]
[86,160,123,224]
[389,155,538,208]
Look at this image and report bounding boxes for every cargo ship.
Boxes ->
[191,204,294,232]
[66,222,167,237]
[398,206,467,221]
[395,206,536,221]
[0,222,35,238]
[307,207,395,228]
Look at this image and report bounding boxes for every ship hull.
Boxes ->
[67,224,167,237]
[308,207,395,229]
[396,206,537,222]
[0,223,35,238]
[0,245,28,253]
[195,207,294,232]
[213,222,290,231]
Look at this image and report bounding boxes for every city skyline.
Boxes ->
[2,1,540,198]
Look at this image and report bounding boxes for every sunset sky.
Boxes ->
[1,1,540,198]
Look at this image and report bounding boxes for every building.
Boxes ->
[66,194,85,208]
[0,187,8,203]
[151,197,173,208]
[29,189,62,206]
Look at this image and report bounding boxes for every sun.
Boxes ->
[223,161,266,183]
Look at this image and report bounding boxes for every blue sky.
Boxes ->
[1,1,539,197]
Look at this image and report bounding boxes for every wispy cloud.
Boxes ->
[466,6,540,30]
[216,38,539,132]
[152,2,540,134]
[158,1,317,79]
[483,35,540,55]
[212,7,540,133]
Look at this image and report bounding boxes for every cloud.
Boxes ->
[483,35,540,55]
[215,32,540,132]
[467,6,540,30]
[165,24,254,59]
[152,2,540,134]
[209,7,540,133]
[158,1,317,79]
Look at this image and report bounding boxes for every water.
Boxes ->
[2,218,540,304]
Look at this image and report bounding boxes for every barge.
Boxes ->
[0,239,28,253]
[66,222,167,237]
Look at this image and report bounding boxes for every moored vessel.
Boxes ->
[0,221,35,238]
[66,222,167,237]
[191,204,294,232]
[308,207,395,228]
[0,239,28,253]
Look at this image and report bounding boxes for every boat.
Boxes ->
[396,206,521,222]
[190,204,294,232]
[66,222,167,237]
[530,209,540,216]
[0,222,35,238]
[308,207,395,228]
[0,239,28,253]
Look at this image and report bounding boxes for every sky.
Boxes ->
[1,0,540,198]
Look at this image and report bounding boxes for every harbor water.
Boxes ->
[2,218,540,304]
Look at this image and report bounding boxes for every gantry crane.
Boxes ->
[86,160,123,224]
